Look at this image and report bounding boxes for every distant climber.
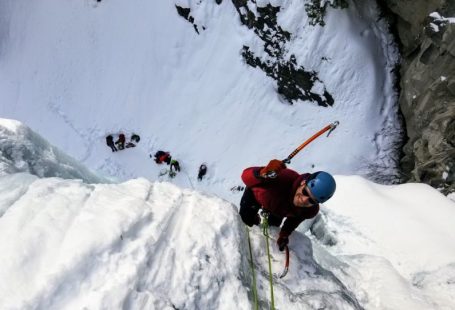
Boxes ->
[198,164,207,181]
[105,135,117,152]
[170,159,181,172]
[168,159,181,178]
[115,133,126,150]
[124,134,140,148]
[240,159,336,251]
[153,151,171,164]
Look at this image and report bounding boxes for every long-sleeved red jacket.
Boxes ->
[241,167,319,237]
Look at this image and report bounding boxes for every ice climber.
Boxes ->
[169,159,180,172]
[198,164,207,181]
[240,159,336,251]
[115,133,126,150]
[105,135,117,152]
[153,151,171,164]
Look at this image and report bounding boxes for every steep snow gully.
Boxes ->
[1,0,455,309]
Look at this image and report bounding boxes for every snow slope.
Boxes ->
[0,0,401,196]
[2,0,454,308]
[0,174,251,310]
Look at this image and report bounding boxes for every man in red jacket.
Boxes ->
[240,159,336,251]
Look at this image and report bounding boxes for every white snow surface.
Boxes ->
[0,0,401,194]
[430,12,455,23]
[0,121,454,309]
[1,0,454,309]
[0,119,104,183]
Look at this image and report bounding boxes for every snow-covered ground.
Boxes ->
[0,119,454,309]
[0,0,401,196]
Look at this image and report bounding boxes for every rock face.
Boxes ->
[176,0,335,106]
[379,0,455,194]
[232,1,334,106]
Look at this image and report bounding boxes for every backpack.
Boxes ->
[131,134,140,143]
[155,151,165,158]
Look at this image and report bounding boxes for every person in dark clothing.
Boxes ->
[125,134,140,148]
[115,133,126,150]
[240,159,336,251]
[170,159,181,172]
[198,164,207,181]
[153,151,165,162]
[106,135,117,152]
[168,159,181,178]
[164,155,172,165]
[153,151,171,164]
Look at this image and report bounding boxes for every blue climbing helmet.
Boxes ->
[307,171,336,203]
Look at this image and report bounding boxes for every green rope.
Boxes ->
[246,225,259,310]
[261,214,275,310]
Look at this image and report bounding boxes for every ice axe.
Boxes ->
[278,245,290,278]
[267,121,339,279]
[265,121,339,178]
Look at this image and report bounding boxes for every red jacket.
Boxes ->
[241,167,319,236]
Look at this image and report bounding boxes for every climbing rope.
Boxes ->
[261,213,276,310]
[246,212,289,310]
[182,169,195,190]
[246,225,259,310]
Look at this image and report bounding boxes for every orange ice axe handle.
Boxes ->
[282,121,339,164]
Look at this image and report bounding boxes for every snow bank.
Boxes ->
[0,176,250,309]
[0,118,104,183]
[317,175,455,309]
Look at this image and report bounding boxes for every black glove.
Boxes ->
[277,233,289,251]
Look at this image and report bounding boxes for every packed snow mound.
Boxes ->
[0,118,104,183]
[0,173,363,309]
[318,176,455,309]
[325,176,455,276]
[0,176,250,309]
[0,161,454,308]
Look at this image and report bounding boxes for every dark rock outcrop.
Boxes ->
[379,0,455,193]
[233,1,334,106]
[175,5,208,34]
[305,0,349,26]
